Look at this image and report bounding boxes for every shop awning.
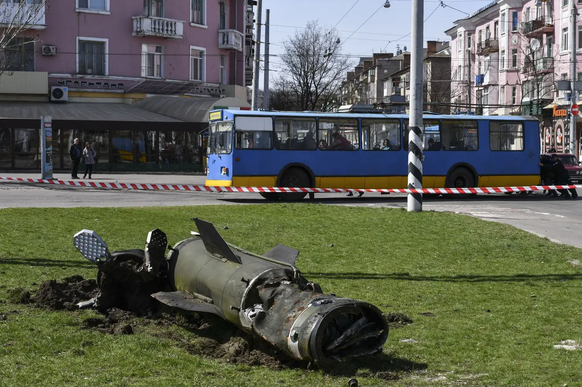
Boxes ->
[0,101,183,122]
[542,102,558,110]
[132,96,250,123]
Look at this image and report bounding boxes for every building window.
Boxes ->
[467,33,472,48]
[220,55,226,84]
[191,0,206,25]
[547,36,553,57]
[563,0,569,7]
[500,85,505,105]
[525,7,530,22]
[77,38,107,75]
[144,0,163,17]
[511,85,517,105]
[563,27,569,51]
[578,26,582,49]
[141,44,162,78]
[485,26,490,40]
[511,49,518,67]
[4,37,34,71]
[219,1,226,30]
[457,65,462,81]
[500,50,506,69]
[494,21,499,39]
[190,47,205,81]
[77,0,109,12]
[512,11,518,31]
[501,12,506,35]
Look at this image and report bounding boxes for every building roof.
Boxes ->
[0,101,183,122]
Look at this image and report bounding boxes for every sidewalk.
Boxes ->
[0,172,208,186]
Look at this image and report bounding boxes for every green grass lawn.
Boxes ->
[1,204,581,386]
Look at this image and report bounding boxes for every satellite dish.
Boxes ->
[531,38,541,51]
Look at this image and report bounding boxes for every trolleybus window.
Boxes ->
[490,122,524,151]
[404,119,440,151]
[208,121,233,154]
[275,117,317,150]
[362,119,401,150]
[441,120,478,151]
[235,116,273,149]
[318,118,359,150]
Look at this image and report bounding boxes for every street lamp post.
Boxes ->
[408,0,424,212]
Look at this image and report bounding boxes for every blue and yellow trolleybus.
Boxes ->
[206,109,540,200]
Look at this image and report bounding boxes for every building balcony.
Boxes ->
[0,2,46,29]
[218,29,244,51]
[521,18,554,37]
[521,57,554,74]
[476,39,499,55]
[132,16,184,39]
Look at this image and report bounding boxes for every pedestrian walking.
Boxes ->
[69,138,82,179]
[550,154,577,199]
[539,154,557,197]
[82,142,97,179]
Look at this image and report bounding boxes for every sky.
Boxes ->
[257,0,495,84]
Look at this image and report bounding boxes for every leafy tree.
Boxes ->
[275,21,352,111]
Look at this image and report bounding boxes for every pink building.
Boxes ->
[0,0,255,172]
[446,0,581,158]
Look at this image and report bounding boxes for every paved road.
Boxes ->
[1,172,581,249]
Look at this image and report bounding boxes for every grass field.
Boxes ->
[1,204,581,386]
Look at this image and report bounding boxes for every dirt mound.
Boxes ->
[81,307,137,335]
[32,275,98,310]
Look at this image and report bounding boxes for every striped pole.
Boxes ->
[408,0,424,212]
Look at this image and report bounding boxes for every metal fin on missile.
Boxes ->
[144,229,167,275]
[263,244,300,266]
[193,218,242,264]
[151,291,224,318]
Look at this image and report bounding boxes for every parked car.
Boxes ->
[545,153,582,183]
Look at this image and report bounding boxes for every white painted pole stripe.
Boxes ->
[1,176,581,194]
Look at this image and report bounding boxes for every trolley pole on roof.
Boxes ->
[251,0,263,111]
[407,0,424,212]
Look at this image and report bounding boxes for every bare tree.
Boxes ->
[277,21,352,111]
[0,0,47,74]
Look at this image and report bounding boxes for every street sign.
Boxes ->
[572,104,579,116]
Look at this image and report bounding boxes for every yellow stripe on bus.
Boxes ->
[208,175,540,189]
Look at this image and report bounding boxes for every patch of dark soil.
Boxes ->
[6,287,32,304]
[385,312,413,328]
[81,308,137,335]
[32,275,98,311]
[0,314,7,321]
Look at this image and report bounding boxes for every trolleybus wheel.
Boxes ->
[278,168,309,201]
[446,167,475,198]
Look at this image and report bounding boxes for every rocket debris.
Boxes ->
[73,219,388,365]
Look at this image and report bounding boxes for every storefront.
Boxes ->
[0,97,250,172]
[546,104,574,155]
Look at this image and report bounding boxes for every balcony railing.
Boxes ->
[476,38,499,55]
[132,16,184,39]
[0,2,46,29]
[521,57,554,74]
[521,18,554,36]
[218,29,244,51]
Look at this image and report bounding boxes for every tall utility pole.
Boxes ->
[570,1,577,154]
[407,0,424,212]
[263,9,270,110]
[251,0,263,110]
[467,48,471,113]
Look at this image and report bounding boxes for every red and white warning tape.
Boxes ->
[1,176,581,195]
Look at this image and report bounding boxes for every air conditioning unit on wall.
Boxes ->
[50,86,68,102]
[42,45,57,56]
